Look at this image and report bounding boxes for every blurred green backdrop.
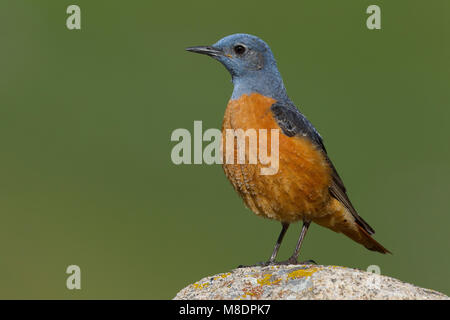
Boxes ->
[0,0,449,299]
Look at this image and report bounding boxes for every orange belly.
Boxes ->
[221,93,332,222]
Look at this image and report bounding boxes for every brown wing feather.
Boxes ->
[326,157,375,235]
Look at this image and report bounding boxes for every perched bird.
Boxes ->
[186,34,389,265]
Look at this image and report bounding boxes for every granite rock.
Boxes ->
[174,265,448,300]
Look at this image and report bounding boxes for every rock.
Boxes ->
[174,264,448,300]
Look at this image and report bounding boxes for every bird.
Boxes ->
[186,34,390,265]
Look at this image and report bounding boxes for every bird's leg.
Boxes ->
[267,222,290,264]
[287,220,311,264]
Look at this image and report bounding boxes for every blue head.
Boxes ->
[187,34,288,101]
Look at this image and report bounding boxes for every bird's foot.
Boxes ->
[236,261,270,268]
[269,258,317,266]
[237,259,317,268]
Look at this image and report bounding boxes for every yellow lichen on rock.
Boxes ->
[287,268,320,280]
[213,272,231,281]
[193,282,210,290]
[257,273,281,286]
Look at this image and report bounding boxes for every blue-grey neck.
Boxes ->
[231,67,289,102]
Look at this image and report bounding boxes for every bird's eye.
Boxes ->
[233,44,246,55]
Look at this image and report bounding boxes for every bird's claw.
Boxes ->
[237,259,317,268]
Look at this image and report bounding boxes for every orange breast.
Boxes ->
[221,93,332,222]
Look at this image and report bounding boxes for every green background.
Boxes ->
[0,0,449,299]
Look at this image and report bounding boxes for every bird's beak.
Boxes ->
[185,46,224,57]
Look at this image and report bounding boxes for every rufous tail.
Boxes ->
[313,198,391,254]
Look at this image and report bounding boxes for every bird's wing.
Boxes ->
[270,101,375,235]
